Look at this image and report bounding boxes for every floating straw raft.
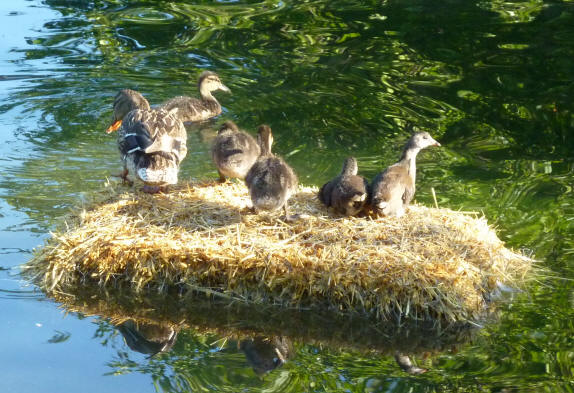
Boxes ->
[24,181,533,323]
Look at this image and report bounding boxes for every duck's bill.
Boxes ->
[219,84,231,93]
[434,141,441,147]
[106,120,122,133]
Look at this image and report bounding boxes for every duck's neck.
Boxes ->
[199,86,217,102]
[399,147,420,184]
[257,135,273,157]
[341,157,358,177]
[259,141,272,156]
[217,128,233,137]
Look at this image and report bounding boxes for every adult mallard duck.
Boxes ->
[106,89,187,193]
[245,125,299,221]
[319,156,369,216]
[370,132,440,217]
[160,71,230,123]
[211,120,260,182]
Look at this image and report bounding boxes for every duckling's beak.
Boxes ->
[106,120,122,133]
[434,141,441,147]
[219,84,231,93]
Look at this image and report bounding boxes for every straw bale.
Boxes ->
[24,180,533,323]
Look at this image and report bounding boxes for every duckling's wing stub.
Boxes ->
[318,179,335,207]
[371,166,411,215]
[403,182,415,206]
[212,131,260,180]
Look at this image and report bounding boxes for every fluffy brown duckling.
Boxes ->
[211,120,260,182]
[245,125,299,221]
[160,71,230,123]
[370,132,440,217]
[106,89,187,193]
[319,157,369,216]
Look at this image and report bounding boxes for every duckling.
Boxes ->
[106,89,187,193]
[160,71,230,123]
[319,157,369,216]
[245,125,299,221]
[394,352,427,375]
[370,132,440,217]
[116,320,178,358]
[240,336,293,376]
[211,120,260,182]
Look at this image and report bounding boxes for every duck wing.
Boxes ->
[122,109,187,162]
[119,121,153,156]
[318,178,336,207]
[402,181,415,206]
[371,165,409,213]
[160,96,221,122]
[217,133,258,161]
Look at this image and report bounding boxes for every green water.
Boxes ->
[0,0,573,391]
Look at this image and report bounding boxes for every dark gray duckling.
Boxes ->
[319,157,369,216]
[370,132,440,217]
[245,125,299,221]
[106,89,187,194]
[116,320,178,358]
[211,120,260,182]
[240,336,293,376]
[160,71,230,123]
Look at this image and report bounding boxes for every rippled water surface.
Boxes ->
[1,0,573,392]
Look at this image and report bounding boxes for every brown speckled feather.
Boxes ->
[160,96,221,123]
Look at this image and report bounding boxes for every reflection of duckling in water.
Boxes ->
[239,336,293,376]
[106,89,187,194]
[394,351,427,375]
[245,125,300,222]
[211,121,260,182]
[319,157,369,216]
[370,132,440,217]
[116,320,178,358]
[160,71,230,123]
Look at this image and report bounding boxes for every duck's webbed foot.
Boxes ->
[395,206,406,218]
[112,168,133,186]
[241,206,257,215]
[280,202,309,223]
[217,171,227,183]
[142,185,168,194]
